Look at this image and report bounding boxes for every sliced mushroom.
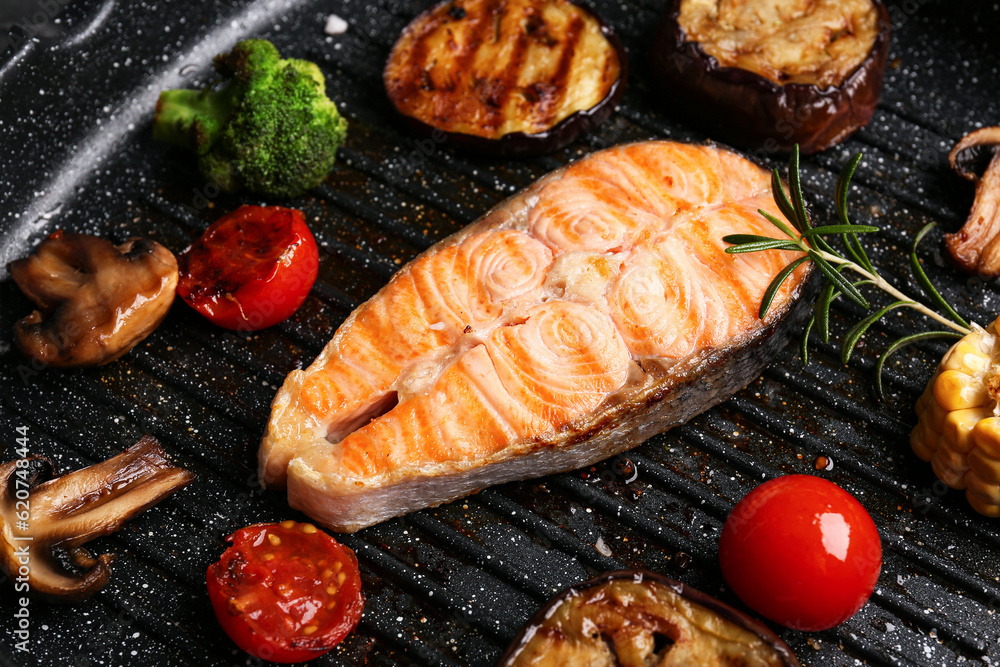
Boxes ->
[945,127,1000,276]
[8,231,179,367]
[0,435,195,602]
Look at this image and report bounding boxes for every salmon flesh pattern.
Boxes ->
[260,141,812,532]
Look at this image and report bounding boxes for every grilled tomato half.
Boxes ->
[384,0,626,155]
[207,521,364,663]
[650,0,890,154]
[177,205,319,331]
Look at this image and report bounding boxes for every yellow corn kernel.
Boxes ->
[924,390,951,431]
[968,446,1000,484]
[965,471,1000,506]
[941,340,990,374]
[910,428,935,462]
[912,417,939,461]
[934,439,970,471]
[914,389,931,418]
[922,408,944,444]
[972,417,1000,457]
[942,407,995,454]
[931,454,968,489]
[966,490,1000,517]
[933,370,989,411]
[912,318,1000,517]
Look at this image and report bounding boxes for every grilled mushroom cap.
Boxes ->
[8,232,178,368]
[0,436,195,602]
[945,127,1000,276]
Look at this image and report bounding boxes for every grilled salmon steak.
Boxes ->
[260,141,812,532]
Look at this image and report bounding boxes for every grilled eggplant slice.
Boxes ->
[498,570,800,666]
[650,0,890,155]
[384,0,626,156]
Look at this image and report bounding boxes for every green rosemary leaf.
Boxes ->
[814,282,839,343]
[771,168,802,233]
[801,313,816,365]
[833,153,876,273]
[910,223,971,329]
[723,234,785,245]
[758,209,800,240]
[803,224,879,236]
[809,251,869,308]
[789,146,812,231]
[740,143,973,393]
[874,330,964,398]
[811,234,839,256]
[841,301,909,364]
[842,229,876,274]
[759,256,810,319]
[912,222,936,247]
[726,241,802,254]
[835,153,864,227]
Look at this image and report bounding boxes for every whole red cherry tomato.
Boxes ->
[718,475,881,632]
[207,521,364,663]
[177,206,319,331]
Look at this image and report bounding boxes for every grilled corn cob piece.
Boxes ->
[912,320,1000,516]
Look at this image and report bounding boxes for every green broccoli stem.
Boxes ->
[152,83,238,155]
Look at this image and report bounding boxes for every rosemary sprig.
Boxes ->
[723,146,974,398]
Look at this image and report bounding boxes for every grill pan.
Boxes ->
[1,0,1000,664]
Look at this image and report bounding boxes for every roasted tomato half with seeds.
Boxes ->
[177,206,319,331]
[207,521,364,663]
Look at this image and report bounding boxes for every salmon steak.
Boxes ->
[260,141,812,532]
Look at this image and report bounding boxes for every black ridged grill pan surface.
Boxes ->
[1,0,999,665]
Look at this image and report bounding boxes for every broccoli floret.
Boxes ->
[153,39,348,198]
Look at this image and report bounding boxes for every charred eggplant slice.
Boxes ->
[650,0,890,155]
[384,0,626,156]
[498,570,799,666]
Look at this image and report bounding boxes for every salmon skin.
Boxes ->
[260,141,812,532]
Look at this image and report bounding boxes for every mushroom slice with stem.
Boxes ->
[8,231,178,368]
[945,126,1000,276]
[0,435,195,602]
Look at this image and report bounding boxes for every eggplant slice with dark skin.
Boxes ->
[498,570,799,666]
[0,436,195,602]
[384,0,626,156]
[649,0,890,155]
